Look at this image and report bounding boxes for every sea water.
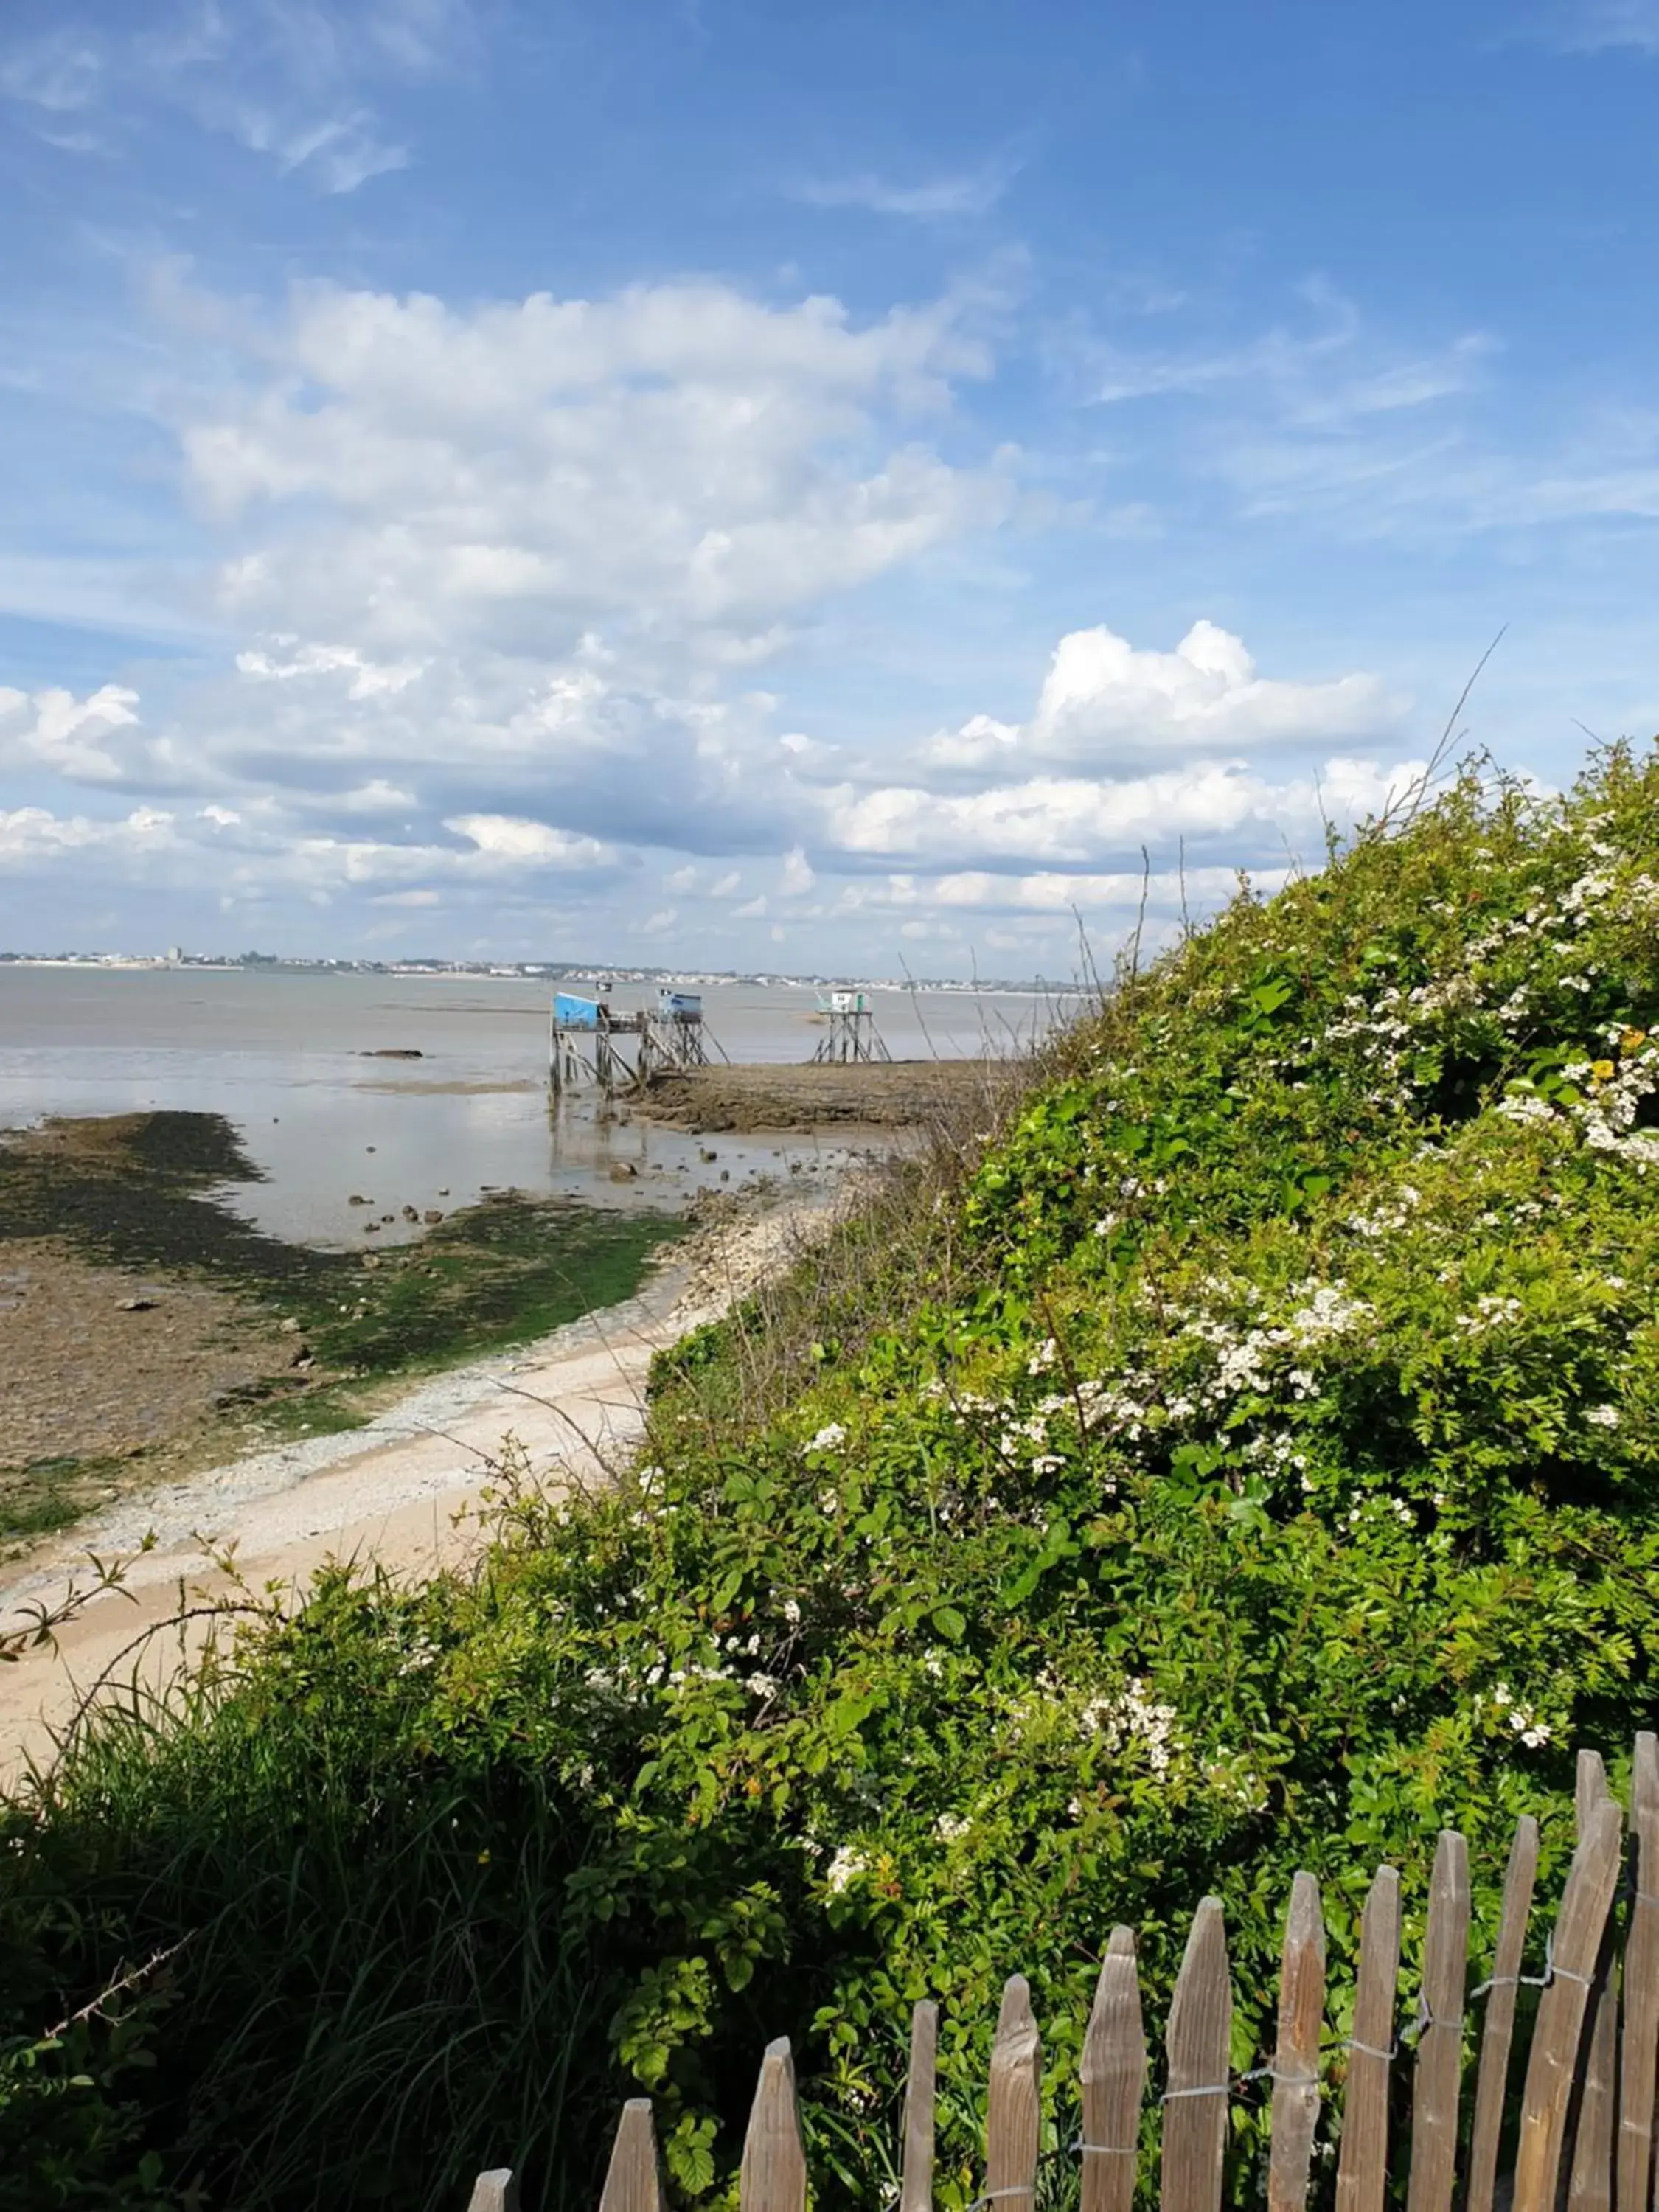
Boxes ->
[0,968,1065,1248]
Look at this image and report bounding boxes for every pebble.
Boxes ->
[116,1295,157,1312]
[423,1208,444,1224]
[279,1316,302,1334]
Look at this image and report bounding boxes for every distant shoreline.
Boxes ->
[0,955,1077,996]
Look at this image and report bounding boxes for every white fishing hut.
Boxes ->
[811,987,891,1065]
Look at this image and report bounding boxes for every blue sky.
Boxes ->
[2,0,1658,973]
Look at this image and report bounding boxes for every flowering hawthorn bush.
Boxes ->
[7,746,1659,2212]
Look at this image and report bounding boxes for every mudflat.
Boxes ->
[634,1055,1017,1131]
[0,1110,686,1552]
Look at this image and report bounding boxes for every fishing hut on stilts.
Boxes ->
[548,985,726,1101]
[811,987,891,1065]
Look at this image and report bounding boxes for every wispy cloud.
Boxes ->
[794,159,1015,220]
[1078,280,1495,428]
[0,0,470,192]
[224,100,409,193]
[0,29,101,112]
[1548,0,1659,52]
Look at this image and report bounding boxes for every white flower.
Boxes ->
[1455,1294,1523,1334]
[1287,1283,1371,1345]
[1077,1677,1181,1776]
[1504,1703,1551,1747]
[825,1843,867,1895]
[934,1812,970,1842]
[781,1596,802,1625]
[1585,1404,1621,1428]
[745,1672,781,1698]
[806,1422,847,1453]
[1497,1093,1556,1124]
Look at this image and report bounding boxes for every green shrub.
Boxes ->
[7,746,1659,2208]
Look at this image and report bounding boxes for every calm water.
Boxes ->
[0,969,1063,1248]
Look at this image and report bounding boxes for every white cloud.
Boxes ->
[0,607,1417,961]
[822,756,1419,871]
[779,846,815,894]
[0,805,181,865]
[445,813,614,869]
[915,620,1400,779]
[175,274,1005,663]
[841,863,1292,915]
[236,639,425,698]
[0,684,143,782]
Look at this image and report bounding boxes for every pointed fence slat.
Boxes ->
[1405,1830,1470,2212]
[900,2000,938,2212]
[599,2100,664,2212]
[1573,1753,1621,2212]
[1618,1735,1659,2212]
[740,2038,807,2212]
[1335,1865,1401,2212]
[1466,1816,1540,2212]
[1081,1926,1147,2212]
[1579,1750,1610,1835]
[1573,1970,1621,2212]
[1513,1795,1625,2212]
[985,1976,1043,2212]
[1267,1874,1326,2212]
[1162,1896,1231,2212]
[466,2174,518,2212]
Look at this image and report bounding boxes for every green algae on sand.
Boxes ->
[0,1111,689,1526]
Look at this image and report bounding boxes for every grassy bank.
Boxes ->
[5,748,1659,2211]
[0,1113,687,1543]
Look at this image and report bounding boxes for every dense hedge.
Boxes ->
[5,748,1659,2210]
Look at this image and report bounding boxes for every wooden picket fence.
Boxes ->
[466,1735,1659,2212]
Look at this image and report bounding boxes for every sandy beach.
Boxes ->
[0,1193,835,1784]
